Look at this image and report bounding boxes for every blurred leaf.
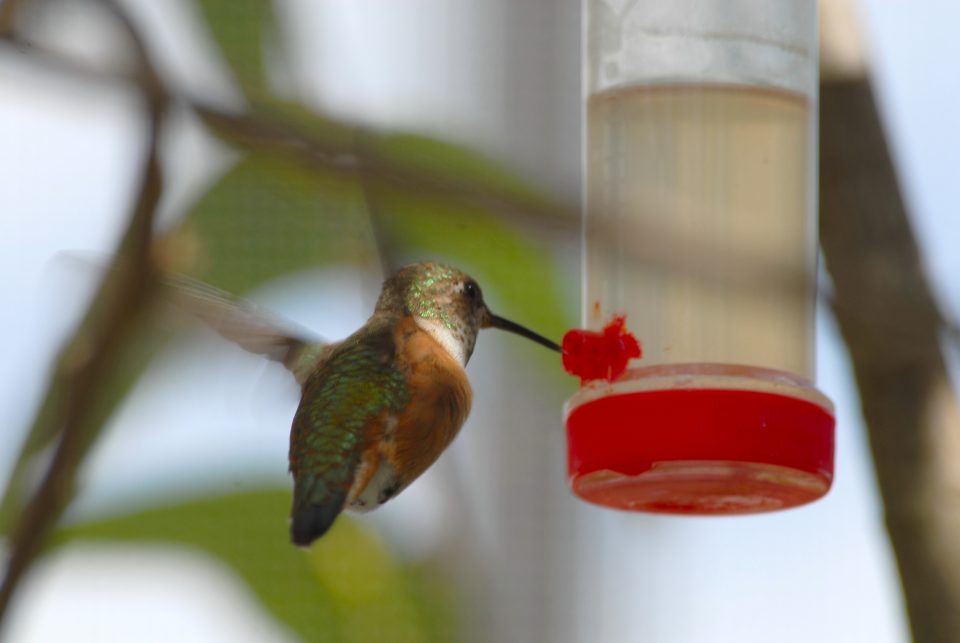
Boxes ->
[193,103,575,234]
[195,0,275,100]
[183,105,573,358]
[188,105,573,322]
[170,154,376,294]
[54,489,455,643]
[378,189,572,346]
[372,133,561,218]
[363,131,575,359]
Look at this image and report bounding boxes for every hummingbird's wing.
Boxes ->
[162,274,331,385]
[288,317,409,546]
[55,252,331,384]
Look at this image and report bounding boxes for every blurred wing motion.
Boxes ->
[160,273,333,386]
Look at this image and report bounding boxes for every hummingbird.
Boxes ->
[164,262,561,547]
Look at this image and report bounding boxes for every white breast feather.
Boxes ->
[414,318,466,366]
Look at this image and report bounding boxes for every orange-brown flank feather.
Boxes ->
[351,316,472,503]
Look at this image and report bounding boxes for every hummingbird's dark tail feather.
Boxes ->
[291,492,346,547]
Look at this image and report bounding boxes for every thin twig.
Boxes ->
[354,129,402,276]
[0,32,140,86]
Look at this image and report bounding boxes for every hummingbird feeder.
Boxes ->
[563,0,835,514]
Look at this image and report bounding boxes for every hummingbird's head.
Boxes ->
[378,262,560,366]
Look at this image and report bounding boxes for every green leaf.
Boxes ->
[372,133,559,216]
[54,489,455,643]
[193,103,575,233]
[365,133,576,370]
[195,0,275,100]
[171,154,377,294]
[207,105,573,331]
[376,188,573,349]
[182,106,575,348]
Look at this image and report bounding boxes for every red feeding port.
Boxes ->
[562,354,835,514]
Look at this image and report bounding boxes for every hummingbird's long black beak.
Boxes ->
[487,313,561,352]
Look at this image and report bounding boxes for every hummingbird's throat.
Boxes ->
[415,317,472,367]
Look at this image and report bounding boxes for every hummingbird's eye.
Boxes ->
[463,281,479,301]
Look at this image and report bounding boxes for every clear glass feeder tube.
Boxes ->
[568,0,835,514]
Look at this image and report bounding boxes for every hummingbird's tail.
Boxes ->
[291,489,346,547]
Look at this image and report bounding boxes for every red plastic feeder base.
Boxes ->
[564,364,836,514]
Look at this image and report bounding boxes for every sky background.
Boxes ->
[1,1,958,641]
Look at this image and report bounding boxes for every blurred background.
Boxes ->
[1,0,958,642]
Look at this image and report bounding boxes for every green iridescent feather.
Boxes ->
[403,264,458,330]
[288,317,409,525]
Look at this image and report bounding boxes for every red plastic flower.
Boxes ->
[562,315,642,384]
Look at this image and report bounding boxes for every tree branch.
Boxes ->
[820,75,960,643]
[819,4,960,640]
[0,0,167,626]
